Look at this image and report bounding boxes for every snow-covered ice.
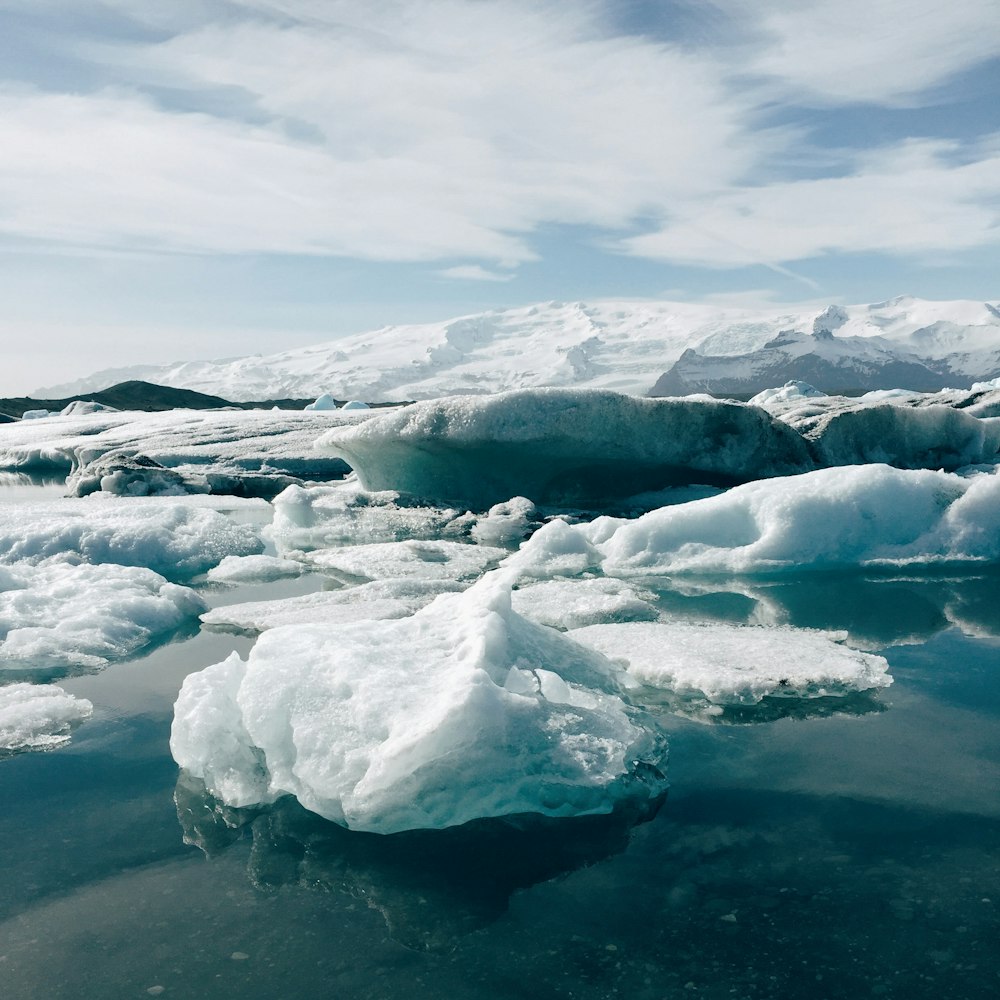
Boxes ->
[0,682,93,752]
[0,497,263,580]
[171,572,666,833]
[305,539,508,583]
[508,465,1000,577]
[201,579,463,633]
[206,554,303,585]
[570,622,891,708]
[510,579,660,630]
[0,562,205,670]
[318,388,815,509]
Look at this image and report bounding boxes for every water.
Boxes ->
[1,490,998,999]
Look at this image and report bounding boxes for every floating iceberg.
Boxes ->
[511,579,660,630]
[570,622,891,708]
[67,452,206,498]
[0,682,93,752]
[0,498,263,580]
[317,388,815,509]
[304,393,339,411]
[201,579,464,633]
[0,562,205,671]
[206,554,303,585]
[305,539,507,583]
[508,465,1000,577]
[171,572,666,833]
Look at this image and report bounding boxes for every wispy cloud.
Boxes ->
[438,265,515,283]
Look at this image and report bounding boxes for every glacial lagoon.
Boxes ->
[1,482,998,1000]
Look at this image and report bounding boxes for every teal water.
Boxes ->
[1,497,998,999]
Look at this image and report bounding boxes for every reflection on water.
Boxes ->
[0,471,68,502]
[175,772,666,952]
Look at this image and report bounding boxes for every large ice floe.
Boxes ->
[507,465,1000,577]
[0,682,93,752]
[171,571,668,834]
[316,388,815,509]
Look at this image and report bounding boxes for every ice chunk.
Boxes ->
[19,409,52,420]
[201,579,463,632]
[172,572,665,833]
[206,555,303,584]
[316,388,815,508]
[511,579,659,630]
[67,452,206,498]
[748,381,827,408]
[60,400,118,416]
[470,497,540,547]
[340,400,370,411]
[571,621,891,707]
[0,497,263,580]
[305,539,507,583]
[304,393,338,411]
[268,482,465,550]
[511,465,1000,577]
[0,682,93,752]
[0,562,205,671]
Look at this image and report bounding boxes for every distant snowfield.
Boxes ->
[36,296,1000,402]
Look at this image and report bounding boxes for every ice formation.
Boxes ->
[206,554,303,584]
[508,465,1000,577]
[201,579,463,632]
[305,539,508,583]
[0,498,263,580]
[0,562,205,670]
[68,452,205,498]
[0,682,93,752]
[304,393,339,411]
[570,622,891,707]
[510,579,660,630]
[171,572,666,833]
[747,381,828,407]
[317,388,815,508]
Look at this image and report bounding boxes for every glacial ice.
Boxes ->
[206,554,303,584]
[0,562,206,670]
[304,539,508,583]
[317,388,815,508]
[510,579,660,630]
[68,452,206,498]
[201,579,463,633]
[171,572,666,833]
[508,465,1000,577]
[0,682,93,752]
[570,622,891,707]
[304,393,338,411]
[0,498,263,580]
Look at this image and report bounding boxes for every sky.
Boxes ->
[0,0,998,395]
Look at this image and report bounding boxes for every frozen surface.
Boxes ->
[172,572,666,833]
[509,465,1000,577]
[0,497,263,580]
[0,562,205,670]
[318,388,814,509]
[571,622,891,707]
[201,579,463,632]
[305,539,507,583]
[0,682,93,752]
[206,555,303,584]
[511,579,660,630]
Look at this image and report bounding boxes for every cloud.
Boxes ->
[438,265,515,282]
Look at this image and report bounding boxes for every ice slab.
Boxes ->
[511,579,660,630]
[509,465,1000,577]
[0,497,263,580]
[304,539,507,583]
[0,682,93,752]
[571,621,891,707]
[316,388,815,509]
[206,555,303,584]
[201,579,463,632]
[172,572,666,833]
[0,562,205,670]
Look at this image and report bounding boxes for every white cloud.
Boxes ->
[438,265,515,282]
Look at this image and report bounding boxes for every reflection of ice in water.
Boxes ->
[174,773,665,952]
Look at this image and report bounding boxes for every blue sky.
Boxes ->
[0,0,998,394]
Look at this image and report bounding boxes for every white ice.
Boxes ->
[0,682,93,752]
[0,497,263,580]
[171,571,665,833]
[0,562,206,670]
[508,465,1000,577]
[570,621,891,707]
[206,554,304,584]
[317,388,814,509]
[304,393,338,411]
[201,579,463,632]
[511,579,660,630]
[304,539,508,583]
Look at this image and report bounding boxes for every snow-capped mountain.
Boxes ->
[39,297,1000,402]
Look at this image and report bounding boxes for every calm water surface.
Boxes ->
[1,487,998,1000]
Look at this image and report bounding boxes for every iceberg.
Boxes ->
[0,682,93,752]
[511,579,660,630]
[508,465,1000,577]
[304,539,507,583]
[0,497,263,580]
[171,572,666,833]
[206,554,303,585]
[316,388,815,509]
[570,622,891,708]
[304,393,338,411]
[0,562,206,671]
